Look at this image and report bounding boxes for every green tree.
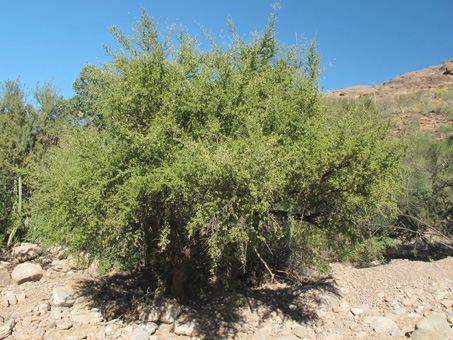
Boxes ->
[397,133,452,248]
[31,10,404,298]
[0,79,64,244]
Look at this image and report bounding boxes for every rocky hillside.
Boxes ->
[329,62,453,98]
[328,62,453,137]
[0,243,452,340]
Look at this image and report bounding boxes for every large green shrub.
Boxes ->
[31,10,404,298]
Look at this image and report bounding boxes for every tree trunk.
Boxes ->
[171,254,187,300]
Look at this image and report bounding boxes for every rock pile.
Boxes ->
[0,244,451,339]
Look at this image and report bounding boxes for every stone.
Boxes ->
[4,291,17,306]
[0,323,12,339]
[434,292,445,301]
[129,328,150,340]
[16,291,26,302]
[0,320,14,339]
[11,262,44,284]
[174,321,197,336]
[140,308,161,323]
[56,319,73,330]
[159,301,181,324]
[138,322,158,335]
[318,292,341,311]
[273,335,299,340]
[70,311,103,324]
[332,299,350,313]
[364,316,399,333]
[351,308,364,316]
[53,286,75,307]
[292,325,311,338]
[0,269,11,287]
[13,243,40,262]
[411,314,452,340]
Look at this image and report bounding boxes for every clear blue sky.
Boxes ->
[1,0,452,99]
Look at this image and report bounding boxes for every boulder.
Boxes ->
[11,262,43,284]
[12,244,40,262]
[411,315,452,340]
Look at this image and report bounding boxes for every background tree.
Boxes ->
[31,9,405,299]
[0,79,64,244]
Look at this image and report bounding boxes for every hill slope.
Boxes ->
[328,63,453,137]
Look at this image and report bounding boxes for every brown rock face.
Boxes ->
[445,61,453,75]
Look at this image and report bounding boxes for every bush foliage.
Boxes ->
[29,11,406,297]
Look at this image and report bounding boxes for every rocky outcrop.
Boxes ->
[444,61,453,75]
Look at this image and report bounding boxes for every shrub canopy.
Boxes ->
[31,10,404,298]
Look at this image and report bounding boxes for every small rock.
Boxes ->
[53,287,75,307]
[0,324,12,339]
[70,311,103,324]
[174,321,197,336]
[159,301,181,324]
[129,328,150,340]
[318,292,340,311]
[0,269,11,287]
[56,319,73,330]
[273,335,299,340]
[139,322,158,335]
[140,308,161,323]
[402,298,413,306]
[45,320,56,331]
[364,316,399,333]
[11,262,44,284]
[333,300,350,313]
[4,291,17,306]
[351,308,364,316]
[13,243,40,262]
[16,291,26,302]
[395,307,407,315]
[0,320,14,339]
[293,325,312,338]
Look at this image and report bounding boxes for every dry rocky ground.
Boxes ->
[0,243,452,340]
